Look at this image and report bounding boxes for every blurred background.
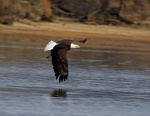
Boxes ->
[0,1,150,116]
[0,0,150,25]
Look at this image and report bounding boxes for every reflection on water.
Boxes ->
[51,89,67,97]
[0,45,150,116]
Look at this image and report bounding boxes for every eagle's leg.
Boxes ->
[46,53,51,59]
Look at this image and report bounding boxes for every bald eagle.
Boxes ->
[44,39,87,82]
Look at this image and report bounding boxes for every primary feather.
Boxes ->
[51,40,72,82]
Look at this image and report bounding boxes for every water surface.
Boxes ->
[0,45,150,116]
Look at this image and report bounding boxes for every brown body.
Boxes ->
[50,39,87,82]
[51,40,73,82]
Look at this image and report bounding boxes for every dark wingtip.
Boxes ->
[76,38,87,44]
[58,74,68,83]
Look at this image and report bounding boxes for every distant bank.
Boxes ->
[0,21,150,52]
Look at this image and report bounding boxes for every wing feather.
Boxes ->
[51,45,69,82]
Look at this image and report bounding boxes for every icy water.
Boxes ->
[0,45,150,116]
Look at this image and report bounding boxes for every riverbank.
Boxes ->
[0,21,150,52]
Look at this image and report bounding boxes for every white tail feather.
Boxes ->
[44,40,57,51]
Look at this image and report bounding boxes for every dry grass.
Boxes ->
[41,0,52,21]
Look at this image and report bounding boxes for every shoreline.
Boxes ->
[0,21,150,52]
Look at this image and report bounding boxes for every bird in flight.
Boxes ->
[44,39,87,82]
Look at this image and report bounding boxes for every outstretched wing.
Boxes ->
[76,38,87,44]
[51,45,69,82]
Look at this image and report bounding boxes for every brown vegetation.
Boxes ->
[41,0,52,21]
[0,0,150,52]
[0,0,150,25]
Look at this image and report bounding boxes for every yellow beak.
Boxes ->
[76,45,80,48]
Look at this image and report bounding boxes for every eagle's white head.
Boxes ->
[70,43,80,49]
